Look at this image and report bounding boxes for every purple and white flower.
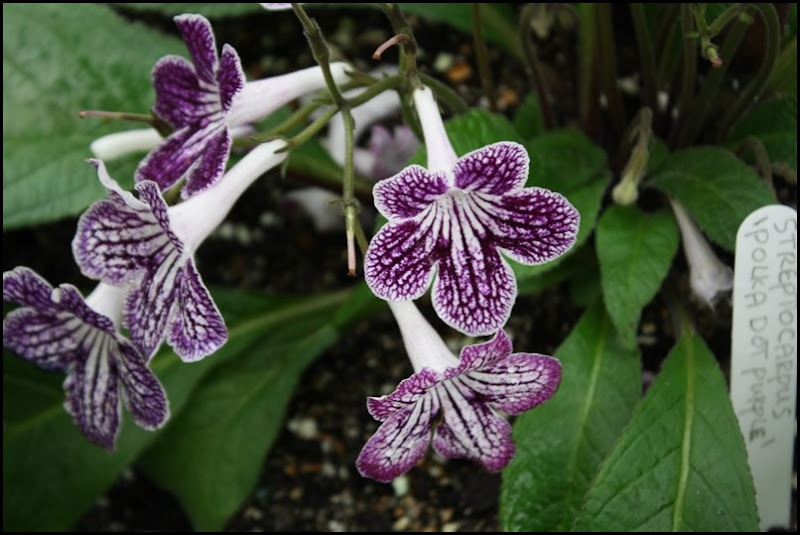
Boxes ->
[356,300,561,483]
[3,268,169,450]
[364,86,580,336]
[137,13,349,198]
[73,140,288,361]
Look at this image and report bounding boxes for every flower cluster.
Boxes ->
[3,14,326,449]
[5,10,580,483]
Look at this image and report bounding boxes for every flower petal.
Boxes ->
[484,188,580,265]
[3,266,57,311]
[432,380,515,471]
[174,14,218,86]
[73,179,180,286]
[364,217,441,302]
[114,339,170,429]
[366,367,440,421]
[123,251,182,359]
[461,353,562,415]
[3,307,77,371]
[431,222,516,336]
[167,259,227,361]
[152,55,215,128]
[218,44,245,113]
[454,141,529,194]
[373,165,447,220]
[356,393,438,483]
[135,122,226,193]
[181,128,232,199]
[63,335,121,450]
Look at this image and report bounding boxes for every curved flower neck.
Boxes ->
[387,300,459,374]
[413,86,457,179]
[90,128,163,161]
[168,140,288,252]
[84,282,127,330]
[226,62,351,127]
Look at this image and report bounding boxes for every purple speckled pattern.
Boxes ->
[137,14,244,198]
[2,267,169,450]
[364,141,580,336]
[74,161,227,362]
[356,330,562,483]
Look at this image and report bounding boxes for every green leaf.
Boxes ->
[500,300,641,532]
[727,95,798,171]
[2,287,354,531]
[513,92,545,140]
[647,147,775,250]
[138,286,374,531]
[572,330,759,531]
[2,4,182,229]
[596,206,678,350]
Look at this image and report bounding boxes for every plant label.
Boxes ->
[730,204,797,532]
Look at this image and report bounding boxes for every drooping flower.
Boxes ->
[364,86,580,336]
[137,13,349,198]
[356,300,561,483]
[73,140,288,361]
[670,199,733,308]
[3,268,169,450]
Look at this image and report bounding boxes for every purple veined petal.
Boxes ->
[152,55,216,128]
[366,367,441,421]
[356,393,439,483]
[3,266,58,311]
[3,307,78,371]
[181,128,232,199]
[431,206,517,336]
[449,330,513,375]
[364,216,441,302]
[114,338,170,430]
[135,121,226,193]
[124,252,182,360]
[63,334,122,450]
[463,353,562,415]
[454,141,530,195]
[73,177,180,286]
[218,44,245,113]
[431,380,515,472]
[372,165,448,220]
[167,259,227,362]
[480,188,580,265]
[173,14,219,86]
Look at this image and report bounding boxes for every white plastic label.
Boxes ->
[730,204,797,531]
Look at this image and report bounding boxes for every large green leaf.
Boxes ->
[138,284,378,531]
[573,330,759,531]
[596,206,679,349]
[727,95,798,171]
[2,287,358,531]
[2,4,182,229]
[500,301,641,532]
[647,147,775,250]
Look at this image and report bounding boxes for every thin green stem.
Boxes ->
[735,136,776,196]
[577,3,598,134]
[630,4,659,112]
[669,5,698,147]
[282,106,339,151]
[471,3,498,112]
[596,3,626,138]
[717,3,781,137]
[519,3,556,129]
[674,11,750,147]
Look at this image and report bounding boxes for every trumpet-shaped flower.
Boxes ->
[356,301,561,483]
[137,13,349,198]
[670,199,733,308]
[3,268,169,450]
[74,140,288,361]
[364,86,580,336]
